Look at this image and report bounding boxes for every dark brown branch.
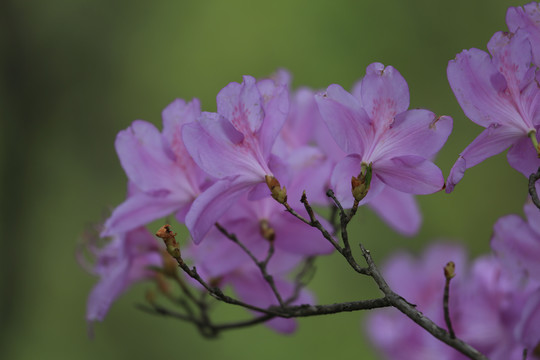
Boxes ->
[444,262,456,339]
[528,167,540,210]
[138,297,391,335]
[284,191,488,360]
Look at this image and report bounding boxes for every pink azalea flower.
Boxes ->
[182,75,288,243]
[101,99,206,236]
[446,30,540,192]
[84,227,162,329]
[315,63,452,235]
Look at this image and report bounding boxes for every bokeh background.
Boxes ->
[0,0,531,359]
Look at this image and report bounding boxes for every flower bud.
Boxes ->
[444,261,456,280]
[351,163,372,202]
[259,219,276,242]
[265,175,287,204]
[155,224,181,261]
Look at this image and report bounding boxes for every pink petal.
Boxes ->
[491,213,540,281]
[376,155,444,195]
[507,134,540,177]
[515,289,540,350]
[315,84,371,155]
[161,98,201,159]
[446,124,523,193]
[274,214,335,255]
[182,118,266,181]
[115,120,184,193]
[448,49,518,129]
[360,63,410,128]
[102,191,190,237]
[217,75,264,134]
[185,178,251,244]
[374,110,452,160]
[487,31,534,94]
[256,78,289,159]
[368,186,421,236]
[186,225,259,278]
[524,202,540,237]
[507,2,540,66]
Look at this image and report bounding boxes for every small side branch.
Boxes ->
[215,222,285,307]
[528,167,540,210]
[443,261,456,339]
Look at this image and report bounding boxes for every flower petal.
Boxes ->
[161,98,201,159]
[507,2,540,66]
[274,214,335,255]
[115,120,183,193]
[447,48,526,129]
[182,118,265,181]
[185,177,251,244]
[376,155,444,195]
[360,63,410,127]
[524,202,540,237]
[515,289,540,350]
[491,213,540,281]
[217,75,264,134]
[507,133,540,177]
[487,31,534,94]
[102,191,189,237]
[374,110,452,160]
[446,125,523,193]
[256,78,289,159]
[368,186,421,236]
[315,84,371,154]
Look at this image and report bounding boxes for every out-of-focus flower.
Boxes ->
[316,63,452,235]
[491,202,540,280]
[182,76,289,243]
[492,201,540,353]
[101,99,207,236]
[446,30,540,192]
[83,227,162,330]
[367,243,535,360]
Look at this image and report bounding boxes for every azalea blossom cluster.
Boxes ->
[81,1,540,359]
[84,62,451,331]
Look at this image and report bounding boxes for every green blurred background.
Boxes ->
[0,0,530,359]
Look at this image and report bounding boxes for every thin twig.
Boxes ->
[285,256,316,305]
[215,223,285,307]
[528,167,540,210]
[444,262,456,339]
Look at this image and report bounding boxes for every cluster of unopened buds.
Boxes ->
[80,2,540,359]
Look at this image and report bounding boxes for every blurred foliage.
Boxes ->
[0,0,529,359]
